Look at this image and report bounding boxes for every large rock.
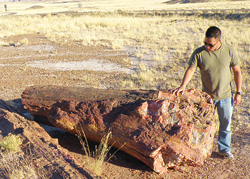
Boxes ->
[21,85,216,174]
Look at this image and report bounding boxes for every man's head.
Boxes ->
[204,26,222,52]
[205,26,221,39]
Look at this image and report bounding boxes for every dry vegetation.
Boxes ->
[0,0,250,178]
[0,9,249,91]
[0,134,39,179]
[76,127,124,176]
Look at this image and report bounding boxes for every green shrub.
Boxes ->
[0,134,22,153]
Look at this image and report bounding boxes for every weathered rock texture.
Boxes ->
[0,99,97,179]
[21,85,216,174]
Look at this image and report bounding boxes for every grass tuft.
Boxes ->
[76,126,125,176]
[92,131,113,175]
[0,133,22,153]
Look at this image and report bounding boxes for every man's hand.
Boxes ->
[172,86,185,96]
[172,66,195,96]
[234,94,241,106]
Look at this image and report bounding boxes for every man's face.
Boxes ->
[204,37,221,52]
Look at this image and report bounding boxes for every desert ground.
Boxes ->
[0,0,250,178]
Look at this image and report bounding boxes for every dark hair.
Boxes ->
[205,26,221,39]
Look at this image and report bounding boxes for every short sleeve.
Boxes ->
[230,47,240,66]
[188,50,198,67]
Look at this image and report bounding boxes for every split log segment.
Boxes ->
[21,85,216,174]
[0,99,98,179]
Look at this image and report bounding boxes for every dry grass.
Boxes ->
[0,152,39,179]
[92,131,113,176]
[0,8,249,92]
[76,127,125,176]
[0,134,39,179]
[0,0,250,15]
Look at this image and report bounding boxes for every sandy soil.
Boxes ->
[0,34,249,178]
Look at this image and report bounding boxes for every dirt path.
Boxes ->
[0,34,249,178]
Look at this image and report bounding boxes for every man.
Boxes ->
[174,26,242,159]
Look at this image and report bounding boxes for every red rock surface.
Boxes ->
[0,99,97,178]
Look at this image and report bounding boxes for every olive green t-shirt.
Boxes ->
[188,43,240,100]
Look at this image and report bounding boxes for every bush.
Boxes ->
[0,133,22,153]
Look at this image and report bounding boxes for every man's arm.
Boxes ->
[232,65,242,106]
[173,66,195,95]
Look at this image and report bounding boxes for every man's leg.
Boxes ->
[215,97,233,153]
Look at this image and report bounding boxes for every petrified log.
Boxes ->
[21,85,216,174]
